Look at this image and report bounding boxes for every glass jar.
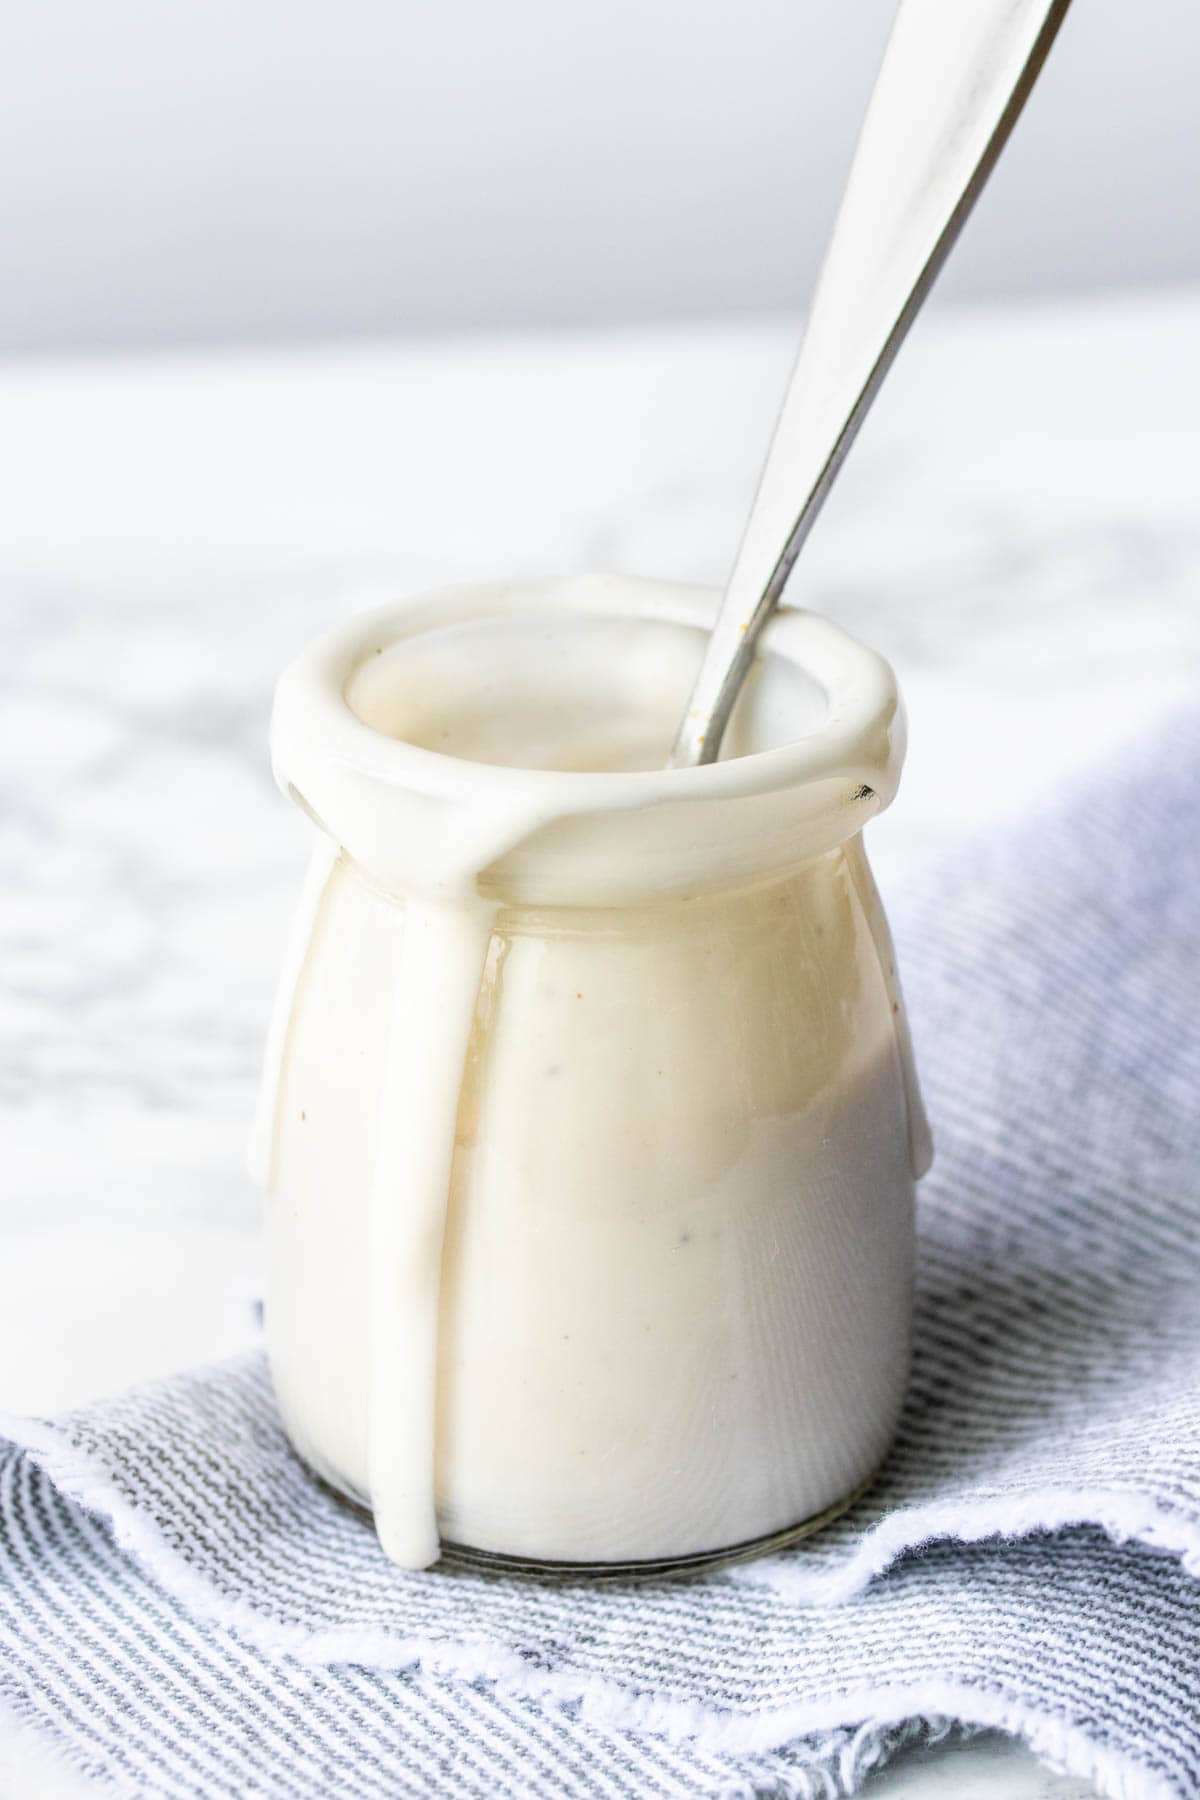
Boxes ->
[251,575,930,1576]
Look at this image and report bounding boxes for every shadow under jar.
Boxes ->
[251,575,931,1577]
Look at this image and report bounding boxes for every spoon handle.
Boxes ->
[669,0,1072,768]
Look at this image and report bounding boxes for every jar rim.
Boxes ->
[272,574,902,813]
[271,576,906,902]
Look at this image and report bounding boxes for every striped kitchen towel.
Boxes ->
[2,709,1199,1800]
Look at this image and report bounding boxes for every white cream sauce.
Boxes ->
[256,587,927,1569]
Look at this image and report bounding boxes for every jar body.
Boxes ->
[264,840,915,1569]
[256,576,929,1573]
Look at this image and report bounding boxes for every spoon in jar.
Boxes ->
[668,0,1072,769]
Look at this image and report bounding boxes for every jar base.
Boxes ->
[300,1448,871,1580]
[438,1482,870,1581]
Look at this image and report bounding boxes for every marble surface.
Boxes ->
[2,288,1199,1797]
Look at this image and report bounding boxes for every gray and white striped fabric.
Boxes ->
[3,710,1199,1800]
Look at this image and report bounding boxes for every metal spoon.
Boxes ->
[668,0,1072,768]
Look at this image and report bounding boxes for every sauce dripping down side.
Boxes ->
[365,897,498,1566]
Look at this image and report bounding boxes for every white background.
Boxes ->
[1,0,1197,354]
